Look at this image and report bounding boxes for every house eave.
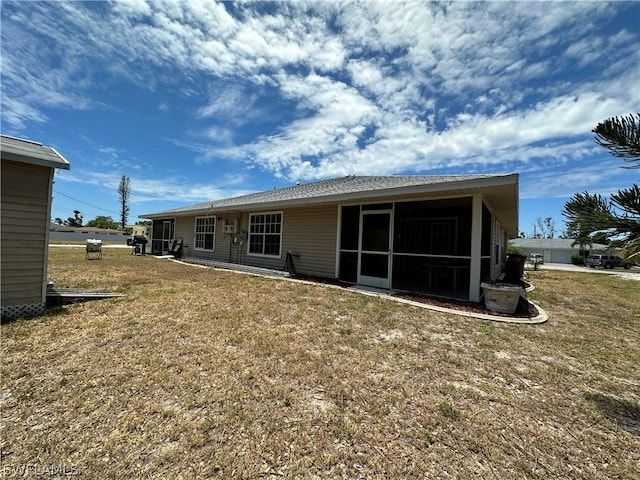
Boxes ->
[1,149,71,170]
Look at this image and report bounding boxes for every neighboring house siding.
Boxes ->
[1,161,50,308]
[510,239,606,264]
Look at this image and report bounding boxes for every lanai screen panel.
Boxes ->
[392,198,472,299]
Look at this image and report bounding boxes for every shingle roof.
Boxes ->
[142,173,517,217]
[0,135,70,169]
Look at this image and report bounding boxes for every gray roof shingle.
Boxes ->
[1,135,70,169]
[142,173,516,217]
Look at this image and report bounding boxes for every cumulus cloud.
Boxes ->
[2,0,638,201]
[57,169,252,205]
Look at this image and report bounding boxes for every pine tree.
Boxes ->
[118,176,131,230]
[592,113,640,168]
[563,113,640,257]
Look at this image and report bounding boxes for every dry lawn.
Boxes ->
[1,248,639,479]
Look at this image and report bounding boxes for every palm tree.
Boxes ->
[570,235,593,265]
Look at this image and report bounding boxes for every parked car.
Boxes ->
[586,254,633,269]
[528,253,544,264]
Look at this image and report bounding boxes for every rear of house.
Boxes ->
[141,174,518,302]
[1,135,70,319]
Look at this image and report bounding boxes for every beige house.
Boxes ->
[1,135,70,320]
[129,224,151,239]
[142,174,518,302]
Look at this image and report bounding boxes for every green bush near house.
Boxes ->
[507,242,525,255]
[571,254,586,265]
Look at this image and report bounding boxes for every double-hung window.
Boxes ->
[248,212,282,257]
[194,216,216,251]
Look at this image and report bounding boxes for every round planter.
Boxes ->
[481,282,523,314]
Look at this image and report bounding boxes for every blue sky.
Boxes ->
[2,1,639,236]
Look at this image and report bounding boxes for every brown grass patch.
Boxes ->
[1,248,639,478]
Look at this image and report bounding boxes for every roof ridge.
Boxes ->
[0,134,43,146]
[141,173,516,218]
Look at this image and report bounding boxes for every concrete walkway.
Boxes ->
[529,262,640,280]
[49,244,130,248]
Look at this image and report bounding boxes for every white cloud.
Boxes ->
[131,177,253,204]
[57,169,252,205]
[2,0,638,206]
[196,85,258,120]
[213,79,636,181]
[0,97,47,129]
[111,0,152,18]
[205,126,235,146]
[519,157,633,200]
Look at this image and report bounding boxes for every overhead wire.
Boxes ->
[54,191,120,216]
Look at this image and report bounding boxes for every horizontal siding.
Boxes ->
[2,201,49,215]
[171,215,234,262]
[176,213,247,264]
[173,206,338,278]
[280,205,337,277]
[2,239,45,253]
[215,213,243,264]
[173,217,197,254]
[2,275,45,287]
[1,285,43,306]
[2,254,44,272]
[3,225,48,238]
[1,160,49,305]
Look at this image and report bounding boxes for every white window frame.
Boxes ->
[493,219,505,266]
[194,216,216,251]
[247,211,283,258]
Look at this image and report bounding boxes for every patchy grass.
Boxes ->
[1,248,639,479]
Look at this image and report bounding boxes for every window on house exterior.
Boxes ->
[494,220,504,266]
[194,216,216,251]
[248,212,282,256]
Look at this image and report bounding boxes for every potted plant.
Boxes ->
[480,282,523,314]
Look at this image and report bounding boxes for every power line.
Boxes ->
[55,191,120,216]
